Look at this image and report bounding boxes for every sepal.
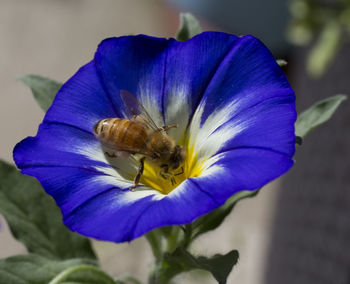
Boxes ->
[175,13,202,41]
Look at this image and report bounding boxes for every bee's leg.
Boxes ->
[160,172,168,180]
[131,157,145,190]
[160,164,169,173]
[160,124,178,132]
[174,166,184,176]
[159,165,171,181]
[160,164,177,185]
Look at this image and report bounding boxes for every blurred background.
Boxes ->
[0,0,349,283]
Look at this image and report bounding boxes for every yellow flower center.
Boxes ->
[140,139,206,195]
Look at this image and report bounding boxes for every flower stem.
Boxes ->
[147,226,188,284]
[165,226,181,252]
[146,229,164,262]
[180,224,193,249]
[148,260,174,284]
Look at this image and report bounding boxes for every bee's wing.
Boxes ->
[120,90,160,131]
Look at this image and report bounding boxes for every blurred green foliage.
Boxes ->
[288,0,350,77]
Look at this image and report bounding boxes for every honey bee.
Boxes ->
[93,90,186,190]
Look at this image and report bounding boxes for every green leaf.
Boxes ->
[162,247,239,284]
[0,254,98,284]
[48,264,115,284]
[295,94,347,138]
[18,74,62,112]
[188,189,260,241]
[0,160,96,260]
[175,13,202,41]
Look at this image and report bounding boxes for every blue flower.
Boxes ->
[13,32,296,242]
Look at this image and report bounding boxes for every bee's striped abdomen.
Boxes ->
[93,118,148,153]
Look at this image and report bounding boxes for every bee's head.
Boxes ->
[170,145,186,170]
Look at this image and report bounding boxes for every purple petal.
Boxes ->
[14,123,108,169]
[21,164,163,242]
[63,178,217,242]
[197,147,294,203]
[197,35,294,125]
[94,33,241,141]
[94,35,169,125]
[44,61,117,132]
[13,32,297,243]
